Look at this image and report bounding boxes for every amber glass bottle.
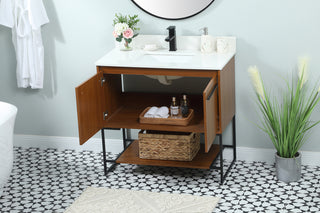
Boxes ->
[170,97,179,117]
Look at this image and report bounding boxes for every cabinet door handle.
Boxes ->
[207,84,218,100]
[100,77,106,86]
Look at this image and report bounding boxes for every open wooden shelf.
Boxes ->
[116,140,220,169]
[104,106,204,132]
[103,92,204,132]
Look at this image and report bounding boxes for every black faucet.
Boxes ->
[165,26,177,51]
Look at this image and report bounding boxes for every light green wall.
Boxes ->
[1,0,320,151]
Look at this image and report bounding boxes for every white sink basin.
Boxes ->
[139,51,197,84]
[142,50,196,64]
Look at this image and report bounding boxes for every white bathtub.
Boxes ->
[0,102,17,196]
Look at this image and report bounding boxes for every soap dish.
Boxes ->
[139,107,194,126]
[143,44,159,51]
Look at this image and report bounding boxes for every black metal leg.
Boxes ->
[211,115,237,185]
[233,115,237,160]
[122,128,126,149]
[100,128,134,177]
[101,129,107,176]
[219,134,224,184]
[221,115,237,184]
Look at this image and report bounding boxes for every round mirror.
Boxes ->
[131,0,215,20]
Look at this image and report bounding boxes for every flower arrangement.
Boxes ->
[248,58,320,158]
[113,13,140,50]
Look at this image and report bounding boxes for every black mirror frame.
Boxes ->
[131,0,215,20]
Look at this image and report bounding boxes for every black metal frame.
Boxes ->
[210,115,237,184]
[100,128,134,175]
[130,0,215,21]
[100,116,236,184]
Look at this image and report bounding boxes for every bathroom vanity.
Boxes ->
[75,36,236,184]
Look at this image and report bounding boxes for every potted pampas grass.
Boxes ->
[248,58,320,182]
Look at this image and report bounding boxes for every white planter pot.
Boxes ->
[275,152,301,183]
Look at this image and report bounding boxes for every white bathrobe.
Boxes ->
[0,0,49,89]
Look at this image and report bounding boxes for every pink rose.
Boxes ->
[123,28,134,39]
[112,30,118,38]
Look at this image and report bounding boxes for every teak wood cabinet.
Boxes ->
[75,56,236,184]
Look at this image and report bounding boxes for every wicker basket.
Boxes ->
[138,130,200,161]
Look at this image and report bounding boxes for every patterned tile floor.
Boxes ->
[0,147,319,213]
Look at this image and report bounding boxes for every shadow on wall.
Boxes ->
[39,0,65,99]
[0,26,16,91]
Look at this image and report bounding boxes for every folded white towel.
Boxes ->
[144,106,158,118]
[155,113,169,118]
[154,106,169,118]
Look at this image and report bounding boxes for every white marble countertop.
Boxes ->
[96,49,235,70]
[95,35,236,71]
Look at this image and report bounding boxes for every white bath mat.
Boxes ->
[65,187,220,213]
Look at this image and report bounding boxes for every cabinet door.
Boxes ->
[75,72,104,145]
[203,77,218,153]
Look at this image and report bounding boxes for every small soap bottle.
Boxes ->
[200,27,214,53]
[181,94,189,118]
[170,97,179,117]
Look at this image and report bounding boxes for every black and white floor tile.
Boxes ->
[0,147,319,212]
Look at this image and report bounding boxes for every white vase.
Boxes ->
[275,152,301,183]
